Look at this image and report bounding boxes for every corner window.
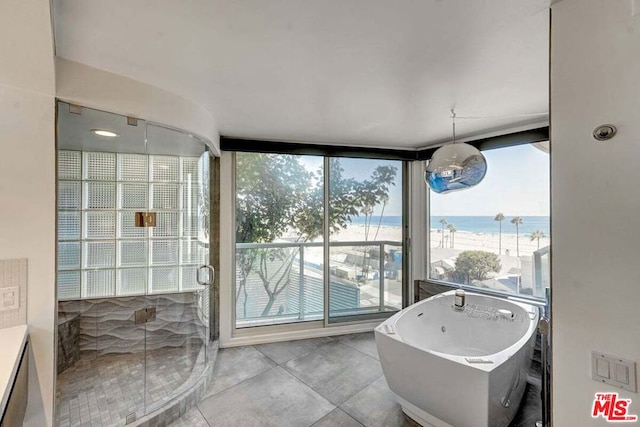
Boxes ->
[428,143,550,299]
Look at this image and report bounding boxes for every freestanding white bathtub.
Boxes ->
[375,290,539,427]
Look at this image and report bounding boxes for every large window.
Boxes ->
[234,153,404,328]
[234,153,325,327]
[428,143,550,299]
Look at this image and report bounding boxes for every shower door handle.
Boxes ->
[197,265,215,286]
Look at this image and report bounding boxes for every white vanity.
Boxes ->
[0,325,28,427]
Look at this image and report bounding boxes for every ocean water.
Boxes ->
[350,215,550,235]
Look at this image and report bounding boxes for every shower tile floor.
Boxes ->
[57,345,205,427]
[171,332,542,427]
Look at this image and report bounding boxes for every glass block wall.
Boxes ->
[57,150,209,300]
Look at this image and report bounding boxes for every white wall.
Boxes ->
[0,0,56,425]
[56,58,220,155]
[551,0,640,425]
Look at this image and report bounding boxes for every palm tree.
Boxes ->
[494,213,505,255]
[529,230,546,250]
[511,216,523,257]
[448,225,457,248]
[439,218,447,248]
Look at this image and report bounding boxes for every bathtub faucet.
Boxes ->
[454,289,466,309]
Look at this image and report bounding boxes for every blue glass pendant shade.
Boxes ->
[424,142,487,194]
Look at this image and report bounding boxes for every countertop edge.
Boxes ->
[0,325,28,419]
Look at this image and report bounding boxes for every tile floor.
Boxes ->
[57,344,206,426]
[169,332,542,427]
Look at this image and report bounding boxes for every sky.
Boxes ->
[296,143,550,217]
[429,143,550,216]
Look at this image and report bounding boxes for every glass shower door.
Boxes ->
[56,102,216,426]
[143,124,212,414]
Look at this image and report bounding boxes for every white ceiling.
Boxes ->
[53,0,549,149]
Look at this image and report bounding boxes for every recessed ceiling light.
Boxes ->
[91,129,119,138]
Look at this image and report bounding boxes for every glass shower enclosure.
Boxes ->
[55,102,214,426]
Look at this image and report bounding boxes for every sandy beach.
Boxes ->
[330,224,549,257]
[331,224,403,244]
[430,229,549,257]
[289,222,550,298]
[331,223,550,295]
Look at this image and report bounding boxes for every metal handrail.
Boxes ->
[236,239,403,320]
[237,241,323,249]
[236,240,402,249]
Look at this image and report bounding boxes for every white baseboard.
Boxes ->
[220,321,380,348]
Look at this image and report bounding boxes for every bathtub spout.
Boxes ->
[454,289,466,309]
[498,309,514,319]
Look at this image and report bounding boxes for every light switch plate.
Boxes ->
[592,351,637,393]
[596,358,610,379]
[0,286,19,311]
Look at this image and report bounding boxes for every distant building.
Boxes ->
[430,258,456,280]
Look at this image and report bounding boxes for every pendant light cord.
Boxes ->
[447,108,545,146]
[451,109,457,144]
[454,112,548,120]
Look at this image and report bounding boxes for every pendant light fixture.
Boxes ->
[424,110,488,194]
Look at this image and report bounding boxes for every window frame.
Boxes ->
[230,151,410,332]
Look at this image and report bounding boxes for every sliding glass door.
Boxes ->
[327,158,404,323]
[233,153,405,329]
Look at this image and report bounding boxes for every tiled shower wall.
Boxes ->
[0,258,27,329]
[57,150,208,300]
[57,291,208,373]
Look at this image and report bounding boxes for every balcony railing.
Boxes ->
[235,240,403,327]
